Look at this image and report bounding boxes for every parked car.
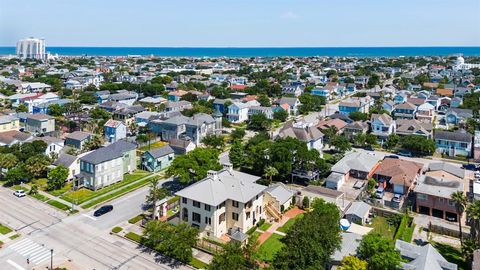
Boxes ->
[398,150,413,157]
[392,194,402,203]
[462,164,477,171]
[364,146,374,151]
[474,171,480,179]
[13,190,26,198]
[93,205,114,217]
[375,187,384,199]
[386,155,399,159]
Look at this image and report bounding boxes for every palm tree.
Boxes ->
[0,153,18,171]
[146,177,167,220]
[263,166,278,185]
[451,191,468,245]
[467,200,480,245]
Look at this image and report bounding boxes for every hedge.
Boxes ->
[112,227,123,233]
[128,215,144,224]
[125,232,142,243]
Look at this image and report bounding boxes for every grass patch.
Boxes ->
[31,193,49,202]
[9,234,20,240]
[368,216,396,239]
[256,233,284,262]
[433,242,466,270]
[139,141,168,151]
[128,215,144,224]
[277,213,304,233]
[0,224,12,235]
[323,152,333,161]
[47,182,73,197]
[47,200,71,211]
[259,222,272,231]
[189,257,208,269]
[400,223,415,243]
[81,178,151,209]
[125,232,142,243]
[112,227,123,233]
[61,170,152,204]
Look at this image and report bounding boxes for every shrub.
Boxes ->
[128,214,144,224]
[302,196,310,209]
[112,227,123,233]
[125,232,142,243]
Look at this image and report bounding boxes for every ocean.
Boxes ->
[0,46,479,58]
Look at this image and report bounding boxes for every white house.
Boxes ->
[227,102,250,123]
[175,164,266,241]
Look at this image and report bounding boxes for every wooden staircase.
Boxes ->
[265,202,281,222]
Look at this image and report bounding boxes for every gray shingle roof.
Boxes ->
[345,201,371,218]
[434,130,472,143]
[414,175,463,198]
[146,145,174,158]
[331,152,381,174]
[53,153,77,168]
[175,169,265,206]
[80,140,136,164]
[396,240,458,270]
[428,162,465,179]
[264,184,294,205]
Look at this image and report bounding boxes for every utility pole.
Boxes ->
[50,249,53,270]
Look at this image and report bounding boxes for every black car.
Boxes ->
[386,155,399,159]
[93,205,113,217]
[462,164,477,171]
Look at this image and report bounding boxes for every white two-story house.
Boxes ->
[370,113,395,143]
[176,164,266,242]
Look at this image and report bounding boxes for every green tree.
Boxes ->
[25,155,51,178]
[78,91,97,104]
[384,134,399,150]
[247,113,272,131]
[298,93,326,114]
[16,103,28,113]
[166,148,222,184]
[349,111,369,121]
[29,184,39,195]
[257,94,271,107]
[339,256,368,270]
[142,221,198,263]
[202,134,225,150]
[231,128,246,142]
[331,135,352,153]
[0,153,18,171]
[365,134,377,145]
[451,191,468,246]
[273,199,342,269]
[63,102,82,115]
[90,107,111,120]
[47,104,65,117]
[47,165,69,190]
[273,109,288,122]
[357,233,402,270]
[467,200,480,245]
[229,140,245,168]
[208,241,247,270]
[146,177,168,219]
[353,133,366,146]
[400,135,435,155]
[263,166,279,185]
[5,165,29,185]
[83,135,103,151]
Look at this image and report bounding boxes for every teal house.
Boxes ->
[141,145,175,172]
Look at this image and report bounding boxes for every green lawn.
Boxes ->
[125,232,142,243]
[259,222,272,231]
[112,227,123,233]
[0,224,12,235]
[277,214,304,233]
[256,233,284,262]
[139,141,168,151]
[9,234,20,240]
[190,258,208,269]
[433,242,466,270]
[47,182,73,197]
[369,216,396,239]
[31,193,49,202]
[81,178,151,209]
[47,200,71,211]
[61,170,152,204]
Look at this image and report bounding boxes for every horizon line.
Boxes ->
[1,45,480,49]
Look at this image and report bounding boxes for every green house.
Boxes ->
[141,145,175,172]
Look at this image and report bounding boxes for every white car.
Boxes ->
[475,171,480,179]
[13,190,26,198]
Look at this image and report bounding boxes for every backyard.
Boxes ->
[255,233,284,263]
[277,213,304,233]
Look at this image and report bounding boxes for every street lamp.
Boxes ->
[50,249,53,270]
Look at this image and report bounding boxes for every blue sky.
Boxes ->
[1,0,479,47]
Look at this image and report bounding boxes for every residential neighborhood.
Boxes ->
[0,44,480,270]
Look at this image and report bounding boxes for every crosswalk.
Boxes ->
[7,238,51,266]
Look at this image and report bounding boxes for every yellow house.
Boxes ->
[0,115,20,132]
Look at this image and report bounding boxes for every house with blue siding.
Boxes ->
[32,99,72,114]
[394,102,417,120]
[65,131,93,150]
[104,119,127,143]
[311,88,331,100]
[141,145,175,172]
[445,108,473,125]
[434,130,473,158]
[338,97,372,115]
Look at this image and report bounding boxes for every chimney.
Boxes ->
[222,162,233,173]
[207,170,218,180]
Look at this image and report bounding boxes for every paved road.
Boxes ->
[0,180,188,270]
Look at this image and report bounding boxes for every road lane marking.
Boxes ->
[8,239,31,249]
[6,260,25,270]
[16,243,40,254]
[30,251,50,264]
[82,214,97,221]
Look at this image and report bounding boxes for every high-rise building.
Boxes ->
[16,37,46,60]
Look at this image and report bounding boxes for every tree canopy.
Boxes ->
[166,148,222,184]
[357,233,402,270]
